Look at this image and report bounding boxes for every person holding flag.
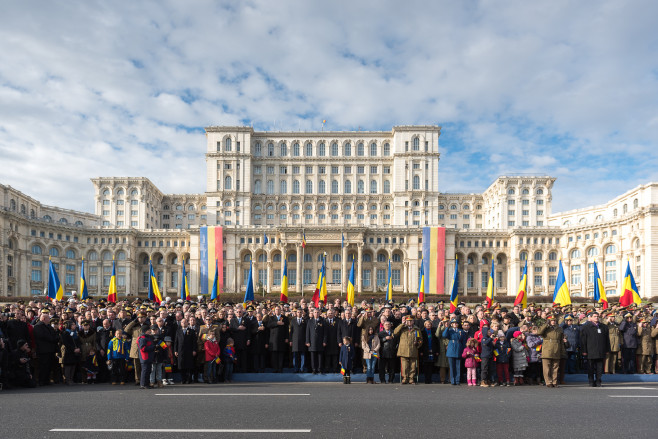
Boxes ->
[107,257,117,303]
[280,258,289,303]
[47,258,64,302]
[514,259,528,309]
[485,259,495,309]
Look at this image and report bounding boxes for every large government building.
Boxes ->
[1,126,656,301]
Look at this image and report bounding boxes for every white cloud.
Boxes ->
[0,0,657,213]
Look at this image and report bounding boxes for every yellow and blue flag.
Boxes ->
[180,260,190,301]
[280,258,289,303]
[210,259,219,301]
[449,256,459,313]
[485,259,495,309]
[347,257,355,306]
[417,258,425,303]
[79,258,88,300]
[107,258,117,303]
[592,261,608,309]
[243,257,254,305]
[48,258,64,301]
[302,231,306,248]
[514,259,528,309]
[619,261,641,306]
[148,259,162,304]
[553,260,571,307]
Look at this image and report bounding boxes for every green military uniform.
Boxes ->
[538,318,565,387]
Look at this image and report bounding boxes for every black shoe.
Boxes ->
[589,382,596,387]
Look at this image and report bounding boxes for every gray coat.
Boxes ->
[511,338,528,371]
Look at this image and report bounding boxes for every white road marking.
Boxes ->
[578,386,657,390]
[608,395,658,398]
[155,393,311,396]
[50,429,311,433]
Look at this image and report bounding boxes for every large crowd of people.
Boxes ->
[1,295,657,390]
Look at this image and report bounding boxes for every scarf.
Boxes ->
[424,328,433,352]
[111,337,125,356]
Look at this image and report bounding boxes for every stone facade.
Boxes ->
[1,126,657,301]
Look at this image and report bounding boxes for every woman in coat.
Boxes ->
[60,320,81,385]
[510,331,528,385]
[442,318,465,385]
[435,319,450,384]
[361,325,380,384]
[525,326,543,384]
[420,320,438,384]
[175,317,197,384]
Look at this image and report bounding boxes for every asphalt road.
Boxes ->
[1,381,657,438]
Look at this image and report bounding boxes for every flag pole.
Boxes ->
[301,242,305,299]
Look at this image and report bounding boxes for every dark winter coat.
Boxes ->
[289,317,307,352]
[580,322,610,360]
[378,328,398,359]
[60,330,81,365]
[339,343,355,371]
[323,317,341,355]
[619,320,638,349]
[306,317,328,352]
[562,324,580,352]
[174,326,197,369]
[266,314,289,352]
[33,321,59,355]
[494,339,511,363]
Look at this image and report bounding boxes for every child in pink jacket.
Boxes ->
[462,337,479,386]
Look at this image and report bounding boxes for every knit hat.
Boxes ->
[497,330,505,338]
[17,339,28,349]
[513,331,522,339]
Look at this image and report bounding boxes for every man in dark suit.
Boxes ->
[323,309,341,373]
[338,308,360,373]
[305,308,327,374]
[580,312,610,387]
[229,308,254,373]
[289,308,308,373]
[267,306,289,373]
[32,311,60,386]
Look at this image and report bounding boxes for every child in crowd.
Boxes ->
[511,330,529,386]
[479,326,494,387]
[493,331,511,386]
[222,338,236,383]
[84,347,100,384]
[107,329,129,385]
[163,336,175,385]
[151,333,167,388]
[462,337,478,386]
[525,326,543,385]
[339,336,354,384]
[204,333,221,384]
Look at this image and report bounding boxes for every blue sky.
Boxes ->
[1,0,657,213]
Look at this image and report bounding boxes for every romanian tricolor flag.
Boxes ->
[552,260,571,307]
[386,259,393,301]
[421,227,446,295]
[448,256,459,313]
[340,367,346,376]
[107,258,117,303]
[148,259,162,305]
[619,261,641,307]
[312,255,327,307]
[485,259,495,309]
[48,258,64,301]
[180,260,190,301]
[243,257,255,306]
[79,258,88,300]
[159,340,167,350]
[302,231,307,249]
[199,226,224,296]
[210,259,219,301]
[280,258,289,303]
[215,357,221,365]
[164,365,172,373]
[417,258,425,303]
[514,259,528,309]
[346,257,355,306]
[592,261,608,310]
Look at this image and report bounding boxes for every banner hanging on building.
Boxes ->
[200,226,224,295]
[422,227,446,295]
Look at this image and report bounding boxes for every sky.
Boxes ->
[1,0,657,214]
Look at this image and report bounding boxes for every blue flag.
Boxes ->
[263,233,268,245]
[243,258,254,304]
[210,259,219,301]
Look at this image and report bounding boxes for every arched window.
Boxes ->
[623,204,628,214]
[288,254,297,263]
[357,180,365,194]
[534,252,542,261]
[331,142,338,156]
[605,244,616,254]
[412,137,420,151]
[254,180,262,194]
[225,176,232,190]
[31,245,43,255]
[536,189,544,195]
[225,138,232,151]
[520,251,528,261]
[317,253,324,262]
[254,142,262,156]
[383,143,390,156]
[549,252,557,261]
[383,180,391,194]
[370,180,378,194]
[508,188,515,195]
[587,247,599,257]
[131,189,138,196]
[522,188,530,195]
[305,180,313,194]
[280,180,288,194]
[102,189,110,196]
[363,253,372,262]
[280,142,287,156]
[344,142,351,156]
[49,247,59,257]
[258,253,267,262]
[370,142,377,156]
[571,249,581,259]
[318,142,325,156]
[116,251,126,261]
[293,142,300,156]
[357,142,364,156]
[244,254,252,262]
[392,253,401,262]
[293,180,300,194]
[43,215,52,222]
[267,143,274,157]
[318,180,326,194]
[273,253,282,262]
[331,180,339,194]
[305,143,312,156]
[66,249,76,259]
[345,180,352,194]
[87,251,98,261]
[413,175,420,190]
[633,198,639,209]
[333,253,341,262]
[102,251,112,261]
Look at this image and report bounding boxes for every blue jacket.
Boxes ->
[480,328,494,359]
[107,337,130,360]
[562,324,580,352]
[494,339,511,363]
[442,327,466,358]
[339,343,355,370]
